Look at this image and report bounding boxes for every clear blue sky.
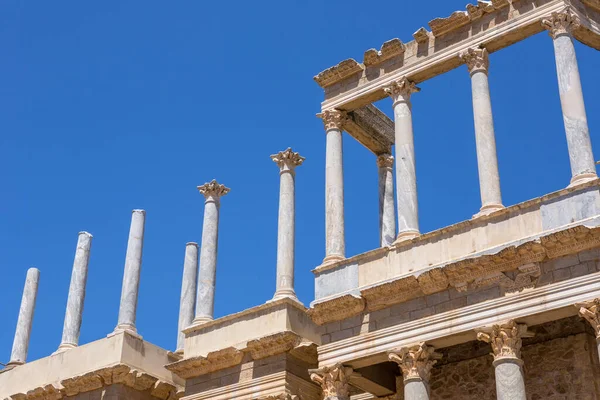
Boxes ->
[1,1,599,363]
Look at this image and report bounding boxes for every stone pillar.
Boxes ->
[114,209,146,335]
[543,9,597,186]
[460,48,504,216]
[576,299,600,360]
[193,180,230,324]
[271,148,305,301]
[310,363,353,400]
[389,343,441,399]
[175,242,199,355]
[477,320,534,400]
[384,77,421,243]
[57,232,93,352]
[7,268,40,368]
[377,153,396,247]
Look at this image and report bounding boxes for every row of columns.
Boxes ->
[319,8,596,264]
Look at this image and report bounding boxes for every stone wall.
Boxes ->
[429,355,496,400]
[67,384,158,400]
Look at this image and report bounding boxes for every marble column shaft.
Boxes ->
[271,148,305,300]
[377,153,396,247]
[176,242,199,354]
[115,210,146,334]
[460,48,504,215]
[319,110,346,263]
[194,180,229,323]
[385,78,420,242]
[8,268,40,367]
[543,10,596,185]
[58,232,93,352]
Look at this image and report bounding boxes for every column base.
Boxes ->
[192,315,214,325]
[568,172,598,188]
[270,292,303,305]
[322,254,345,265]
[4,360,23,369]
[53,342,77,355]
[473,203,505,219]
[108,325,143,340]
[393,230,420,245]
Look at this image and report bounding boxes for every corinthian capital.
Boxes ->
[460,47,489,75]
[376,153,394,169]
[388,343,441,382]
[542,8,580,39]
[310,363,353,399]
[384,77,420,105]
[271,148,305,172]
[197,180,230,199]
[576,299,600,338]
[317,109,348,132]
[476,320,534,360]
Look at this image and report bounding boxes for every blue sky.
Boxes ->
[1,1,599,363]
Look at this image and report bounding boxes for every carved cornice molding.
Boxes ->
[317,109,348,132]
[376,154,394,169]
[471,263,541,295]
[476,320,534,360]
[256,394,300,400]
[247,332,303,360]
[542,8,580,39]
[384,77,420,105]
[314,59,364,88]
[361,277,422,312]
[309,294,365,325]
[165,347,243,379]
[460,47,490,75]
[271,148,305,172]
[466,1,495,20]
[413,27,430,43]
[8,364,181,400]
[388,343,441,382]
[364,39,406,67]
[429,11,471,37]
[576,298,600,337]
[309,363,353,398]
[197,179,230,199]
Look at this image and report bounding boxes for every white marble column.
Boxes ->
[576,299,600,362]
[310,363,353,400]
[460,48,504,216]
[543,9,597,186]
[377,153,396,247]
[57,232,93,352]
[7,268,40,368]
[175,242,199,355]
[318,110,347,264]
[271,148,305,301]
[193,180,229,324]
[389,343,441,400]
[477,320,534,400]
[384,78,421,243]
[114,210,146,335]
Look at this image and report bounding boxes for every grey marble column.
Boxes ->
[377,153,396,247]
[175,242,198,355]
[114,210,146,335]
[193,180,229,324]
[57,232,93,352]
[389,343,441,400]
[385,78,421,243]
[543,10,597,186]
[7,268,40,368]
[477,320,533,400]
[318,110,347,264]
[271,148,305,301]
[460,48,504,217]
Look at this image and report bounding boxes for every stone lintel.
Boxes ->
[345,104,394,155]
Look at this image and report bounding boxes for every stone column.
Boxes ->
[114,209,146,335]
[460,48,504,216]
[384,77,421,243]
[7,268,40,368]
[57,232,93,352]
[193,180,230,324]
[389,343,441,399]
[576,299,600,360]
[310,363,353,400]
[477,320,534,400]
[543,9,597,186]
[271,148,305,301]
[318,110,347,264]
[175,242,199,355]
[377,153,396,247]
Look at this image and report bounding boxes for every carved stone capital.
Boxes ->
[197,180,230,200]
[257,393,300,400]
[317,109,348,132]
[542,8,580,39]
[376,153,394,169]
[384,77,420,106]
[310,363,353,399]
[388,343,441,382]
[476,320,534,360]
[576,298,600,338]
[460,47,489,75]
[271,148,305,172]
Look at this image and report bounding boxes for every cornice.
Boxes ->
[165,347,244,380]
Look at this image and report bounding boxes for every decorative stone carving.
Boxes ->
[361,277,422,312]
[257,394,300,400]
[317,109,348,131]
[271,148,305,170]
[309,294,365,325]
[290,341,319,365]
[246,331,303,360]
[363,38,405,66]
[314,59,364,88]
[472,263,541,294]
[459,47,489,75]
[542,225,600,258]
[429,11,470,37]
[413,27,430,43]
[388,343,442,382]
[376,154,394,169]
[466,1,494,20]
[165,347,244,379]
[418,268,449,294]
[310,363,353,399]
[542,8,580,39]
[197,179,230,198]
[576,298,600,337]
[383,77,420,105]
[476,320,534,360]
